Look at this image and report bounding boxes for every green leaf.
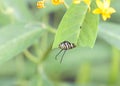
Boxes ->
[99,22,120,49]
[78,2,99,47]
[53,1,99,48]
[52,2,88,48]
[0,23,43,65]
[44,42,111,80]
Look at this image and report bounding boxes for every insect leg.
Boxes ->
[60,50,66,64]
[55,49,63,60]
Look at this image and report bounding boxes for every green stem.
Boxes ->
[33,40,43,57]
[76,62,91,85]
[15,54,26,86]
[24,44,52,64]
[24,50,38,64]
[10,14,15,24]
[63,1,69,9]
[45,27,56,34]
[108,47,119,85]
[38,44,52,64]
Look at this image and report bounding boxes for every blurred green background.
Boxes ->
[0,0,120,86]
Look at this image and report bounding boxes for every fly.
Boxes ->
[55,41,76,63]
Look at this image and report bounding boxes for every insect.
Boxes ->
[55,41,76,63]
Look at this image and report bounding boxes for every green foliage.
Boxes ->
[78,1,99,47]
[52,2,88,48]
[0,0,120,86]
[0,0,33,24]
[99,22,120,49]
[0,24,43,65]
[53,1,99,48]
[44,42,111,81]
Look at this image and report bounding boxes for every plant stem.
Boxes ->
[108,47,119,85]
[76,62,91,85]
[63,1,69,9]
[45,26,56,34]
[24,50,38,64]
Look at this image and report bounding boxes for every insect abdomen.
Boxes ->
[59,41,76,50]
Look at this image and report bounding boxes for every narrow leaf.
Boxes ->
[53,1,99,48]
[0,23,43,65]
[78,1,99,47]
[99,22,120,49]
[52,2,88,48]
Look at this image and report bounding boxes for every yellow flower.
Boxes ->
[73,0,81,4]
[84,0,91,11]
[52,0,64,5]
[93,0,116,21]
[73,0,91,11]
[37,1,45,8]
